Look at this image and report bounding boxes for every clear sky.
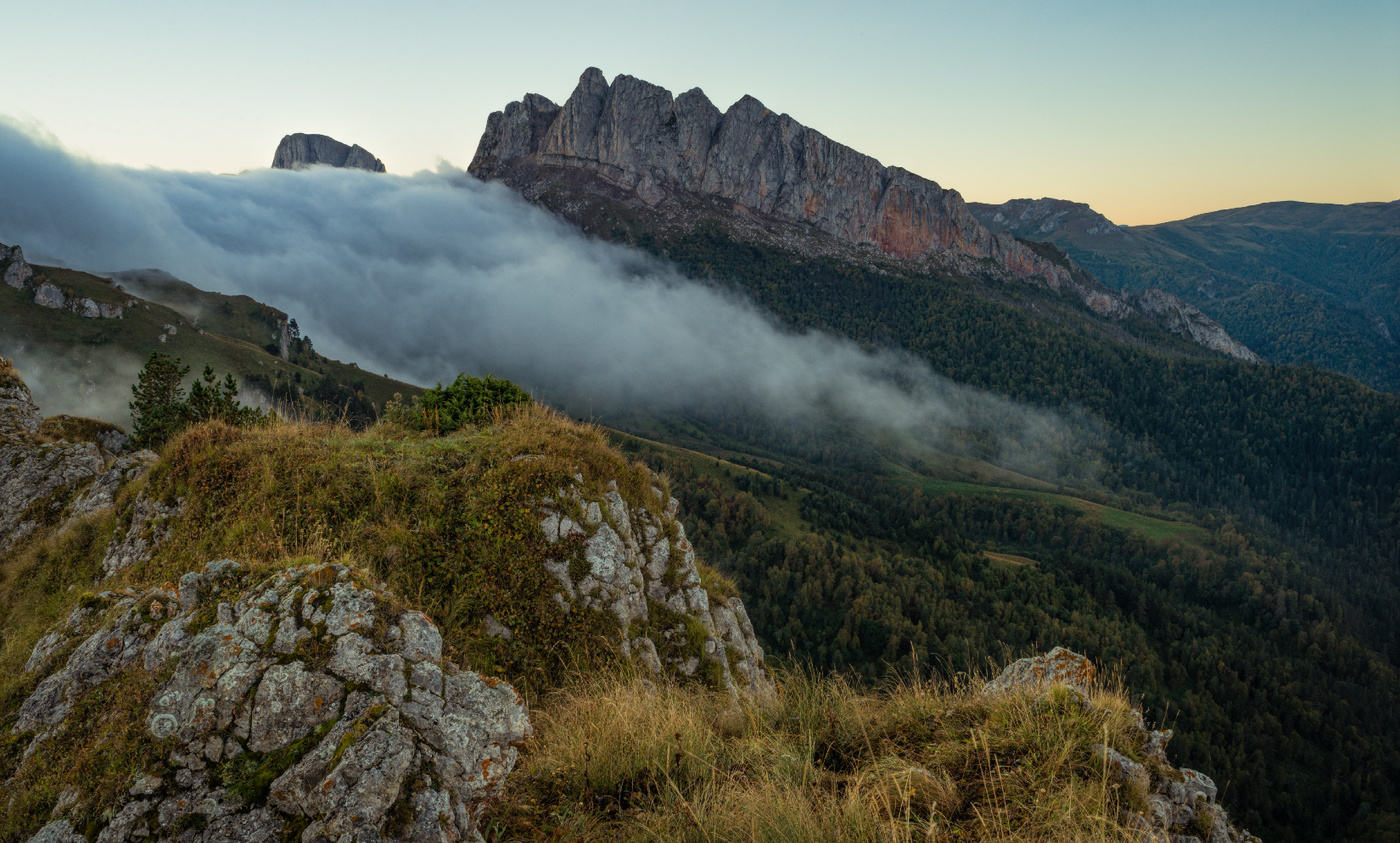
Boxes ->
[6,0,1397,225]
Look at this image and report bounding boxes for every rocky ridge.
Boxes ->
[1,358,111,552]
[1,359,775,841]
[272,134,386,173]
[969,197,1127,239]
[986,648,1261,843]
[3,243,128,319]
[1134,289,1260,362]
[468,68,1133,318]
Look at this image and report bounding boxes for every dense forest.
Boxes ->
[550,213,1400,843]
[617,439,1400,843]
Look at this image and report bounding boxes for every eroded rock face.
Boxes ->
[0,369,106,551]
[17,560,530,843]
[470,68,1131,316]
[536,478,771,698]
[1136,288,1260,362]
[272,133,386,173]
[3,243,34,289]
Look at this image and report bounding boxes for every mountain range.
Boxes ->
[0,67,1397,842]
[969,197,1400,390]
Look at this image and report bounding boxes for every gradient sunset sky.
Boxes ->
[7,0,1397,225]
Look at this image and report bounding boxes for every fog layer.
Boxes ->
[0,120,1089,479]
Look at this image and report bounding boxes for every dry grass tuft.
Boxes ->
[485,666,1145,842]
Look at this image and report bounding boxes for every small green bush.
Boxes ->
[385,373,531,434]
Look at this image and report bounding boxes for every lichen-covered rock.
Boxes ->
[100,491,184,577]
[1,367,106,551]
[995,648,1260,843]
[536,477,771,698]
[983,646,1096,694]
[15,560,530,843]
[3,243,34,289]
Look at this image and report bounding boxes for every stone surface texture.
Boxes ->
[982,645,1097,694]
[988,648,1261,843]
[4,243,34,289]
[1135,289,1261,362]
[536,478,771,698]
[0,366,107,552]
[272,134,386,172]
[469,68,1132,317]
[17,560,530,843]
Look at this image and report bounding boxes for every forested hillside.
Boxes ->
[974,200,1400,390]
[531,205,1400,842]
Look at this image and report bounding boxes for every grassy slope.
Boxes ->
[1,263,419,423]
[0,410,1181,843]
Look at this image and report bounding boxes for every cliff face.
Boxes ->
[1136,288,1260,362]
[272,133,386,172]
[469,68,1131,317]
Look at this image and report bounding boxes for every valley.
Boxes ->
[0,62,1396,843]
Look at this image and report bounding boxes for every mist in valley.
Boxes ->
[0,119,1100,484]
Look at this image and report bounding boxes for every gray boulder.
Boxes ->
[16,560,530,843]
[4,244,34,289]
[272,133,386,172]
[983,646,1097,694]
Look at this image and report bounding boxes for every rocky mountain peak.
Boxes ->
[470,68,1132,318]
[969,197,1125,238]
[271,133,386,172]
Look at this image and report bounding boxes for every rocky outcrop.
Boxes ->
[0,360,107,551]
[1135,289,1259,362]
[4,243,34,288]
[272,134,386,173]
[3,243,124,318]
[986,647,1260,843]
[983,645,1097,694]
[969,197,1126,239]
[470,68,1132,317]
[15,559,530,843]
[537,477,771,698]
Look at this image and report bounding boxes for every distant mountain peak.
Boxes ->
[271,133,386,172]
[968,198,1124,238]
[469,67,1133,319]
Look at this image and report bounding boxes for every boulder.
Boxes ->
[16,560,530,843]
[4,244,34,289]
[983,646,1096,694]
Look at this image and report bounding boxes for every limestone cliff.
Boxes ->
[271,133,386,172]
[469,68,1132,317]
[1135,288,1260,362]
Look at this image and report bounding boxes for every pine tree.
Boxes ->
[129,352,190,448]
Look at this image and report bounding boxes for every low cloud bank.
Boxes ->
[0,120,1091,479]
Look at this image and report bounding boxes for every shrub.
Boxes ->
[386,373,531,434]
